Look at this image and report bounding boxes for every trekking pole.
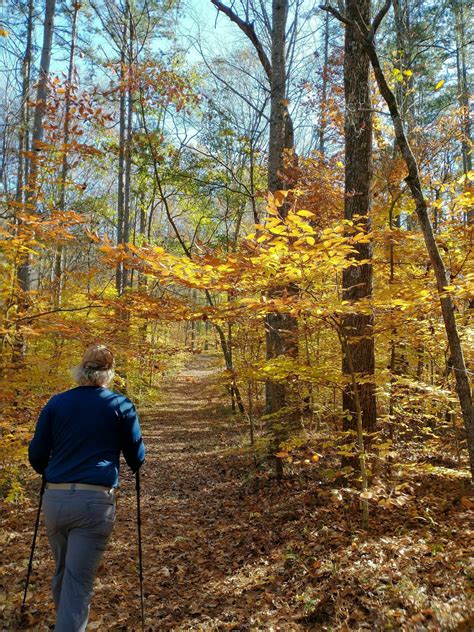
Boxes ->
[21,477,46,612]
[135,470,145,631]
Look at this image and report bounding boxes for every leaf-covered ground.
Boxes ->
[1,354,473,631]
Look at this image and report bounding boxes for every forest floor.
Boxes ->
[1,353,473,631]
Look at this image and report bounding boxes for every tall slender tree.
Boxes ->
[18,0,56,295]
[450,0,472,225]
[264,0,299,475]
[53,0,80,307]
[210,0,299,475]
[15,0,34,213]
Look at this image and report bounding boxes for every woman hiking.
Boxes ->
[28,344,145,632]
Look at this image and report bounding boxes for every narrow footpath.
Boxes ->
[107,352,280,631]
[2,354,473,631]
[5,354,300,631]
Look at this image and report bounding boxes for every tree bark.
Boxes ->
[336,1,474,480]
[319,9,329,156]
[264,0,300,478]
[18,0,56,294]
[15,0,34,212]
[451,0,472,225]
[116,8,128,296]
[53,0,79,307]
[341,0,377,457]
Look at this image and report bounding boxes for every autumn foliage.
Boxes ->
[0,0,473,628]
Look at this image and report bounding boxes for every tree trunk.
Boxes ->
[264,0,299,478]
[451,0,472,225]
[53,0,79,307]
[319,9,330,156]
[267,0,288,195]
[138,190,148,289]
[18,0,56,294]
[358,17,474,481]
[393,0,415,132]
[116,1,133,295]
[116,12,127,296]
[15,0,34,211]
[341,0,376,461]
[123,3,134,289]
[12,0,35,362]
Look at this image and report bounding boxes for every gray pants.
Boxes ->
[43,488,116,632]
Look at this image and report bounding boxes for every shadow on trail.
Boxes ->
[3,353,472,631]
[125,354,294,630]
[107,353,474,631]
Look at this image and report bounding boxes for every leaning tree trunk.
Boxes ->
[341,0,377,468]
[368,47,474,481]
[343,1,474,481]
[325,0,474,482]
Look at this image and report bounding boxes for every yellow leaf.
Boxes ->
[0,29,8,37]
[275,451,289,458]
[273,190,289,206]
[336,161,344,168]
[296,210,315,218]
[435,79,445,90]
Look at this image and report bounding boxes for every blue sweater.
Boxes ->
[29,386,145,487]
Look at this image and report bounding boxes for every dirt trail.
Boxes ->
[4,353,292,632]
[3,354,473,631]
[105,352,288,631]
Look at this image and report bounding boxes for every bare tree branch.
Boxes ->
[209,0,272,81]
[369,0,392,40]
[319,4,351,27]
